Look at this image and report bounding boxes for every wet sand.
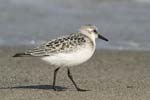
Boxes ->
[0,46,150,100]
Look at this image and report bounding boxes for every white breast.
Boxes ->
[41,46,95,67]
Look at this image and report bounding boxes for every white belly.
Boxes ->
[41,47,95,67]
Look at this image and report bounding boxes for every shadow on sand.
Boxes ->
[0,85,67,91]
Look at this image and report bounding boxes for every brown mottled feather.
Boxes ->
[24,33,93,57]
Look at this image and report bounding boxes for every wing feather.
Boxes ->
[25,33,89,57]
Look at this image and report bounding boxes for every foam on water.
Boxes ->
[135,0,150,3]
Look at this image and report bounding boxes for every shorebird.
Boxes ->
[13,24,108,91]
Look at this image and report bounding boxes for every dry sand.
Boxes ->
[0,46,150,100]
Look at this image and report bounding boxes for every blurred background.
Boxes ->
[0,0,150,50]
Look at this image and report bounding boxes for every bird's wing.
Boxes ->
[25,33,88,57]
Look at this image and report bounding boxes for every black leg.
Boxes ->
[67,68,88,91]
[53,67,60,91]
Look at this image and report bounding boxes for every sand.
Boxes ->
[0,46,150,100]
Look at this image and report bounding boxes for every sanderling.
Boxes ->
[13,24,108,91]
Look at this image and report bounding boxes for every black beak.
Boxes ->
[98,34,109,41]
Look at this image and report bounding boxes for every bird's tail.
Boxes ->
[13,53,30,57]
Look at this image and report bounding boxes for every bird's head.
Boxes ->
[79,24,108,42]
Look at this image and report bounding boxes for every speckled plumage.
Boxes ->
[25,33,94,57]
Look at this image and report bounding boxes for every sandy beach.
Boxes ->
[0,46,150,100]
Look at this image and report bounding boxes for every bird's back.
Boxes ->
[25,33,95,57]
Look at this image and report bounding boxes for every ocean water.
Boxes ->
[0,0,150,50]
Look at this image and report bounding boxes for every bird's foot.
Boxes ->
[77,88,90,92]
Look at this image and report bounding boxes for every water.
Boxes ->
[0,0,150,50]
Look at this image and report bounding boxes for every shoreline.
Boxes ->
[0,46,150,100]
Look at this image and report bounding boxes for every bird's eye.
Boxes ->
[93,29,97,33]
